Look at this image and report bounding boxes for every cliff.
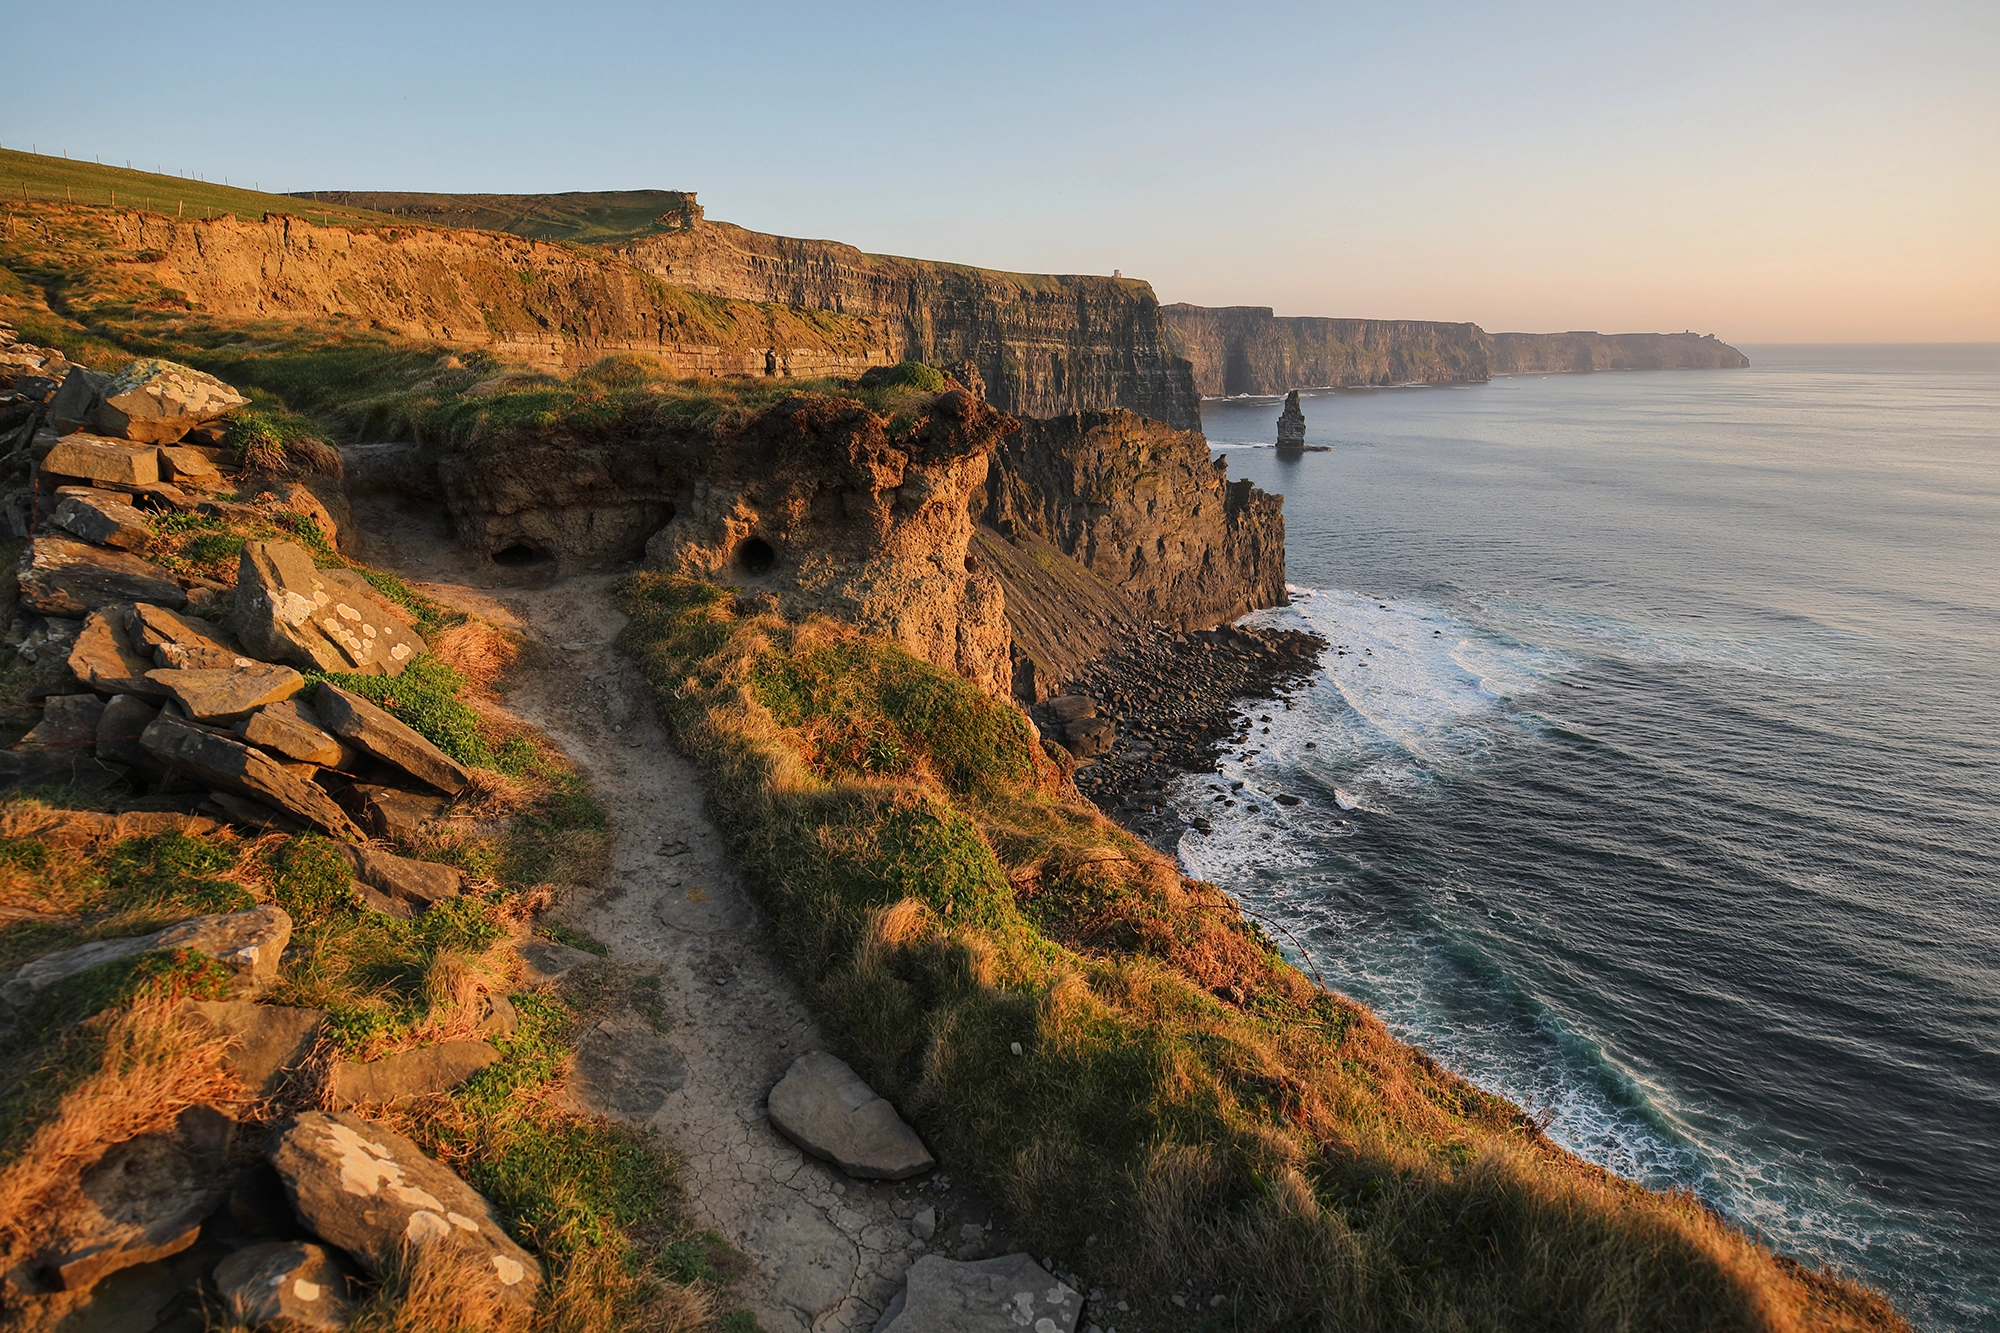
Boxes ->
[1486,330,1750,373]
[623,220,1201,428]
[1161,304,1747,397]
[21,204,896,379]
[981,408,1287,698]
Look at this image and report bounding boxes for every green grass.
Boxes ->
[0,147,397,227]
[289,188,703,246]
[617,572,1907,1333]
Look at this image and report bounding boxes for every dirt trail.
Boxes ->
[349,509,929,1332]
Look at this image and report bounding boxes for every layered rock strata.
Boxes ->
[624,219,1201,428]
[980,409,1287,698]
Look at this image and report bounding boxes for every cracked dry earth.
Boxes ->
[351,508,1025,1332]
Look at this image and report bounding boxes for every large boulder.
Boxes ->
[267,1111,541,1310]
[233,541,424,677]
[18,537,186,616]
[327,1041,500,1106]
[45,366,109,435]
[767,1050,935,1180]
[139,710,364,841]
[874,1254,1082,1333]
[66,605,167,697]
[352,783,450,841]
[0,905,291,1014]
[213,1241,357,1332]
[315,684,469,795]
[144,663,305,723]
[51,487,152,550]
[40,433,161,486]
[92,359,249,444]
[42,1105,235,1293]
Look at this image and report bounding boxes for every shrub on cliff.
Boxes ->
[618,571,1907,1333]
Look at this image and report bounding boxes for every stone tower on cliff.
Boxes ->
[1276,390,1306,453]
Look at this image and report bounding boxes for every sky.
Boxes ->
[4,1,1995,342]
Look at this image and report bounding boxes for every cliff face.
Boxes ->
[1161,304,1747,396]
[623,221,1201,428]
[92,209,896,378]
[1486,330,1750,374]
[981,408,1286,697]
[437,389,1015,693]
[1161,305,1490,396]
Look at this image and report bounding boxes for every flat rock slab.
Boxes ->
[133,602,248,670]
[67,607,166,698]
[18,537,185,616]
[233,540,424,677]
[327,1040,500,1106]
[353,783,451,840]
[0,905,290,1014]
[20,692,105,748]
[94,358,248,444]
[41,433,160,485]
[767,1051,935,1181]
[46,1105,235,1294]
[516,939,598,987]
[874,1254,1082,1333]
[572,1016,686,1122]
[268,1110,541,1308]
[335,843,463,916]
[0,748,127,793]
[240,697,349,767]
[213,1241,356,1332]
[316,683,470,795]
[145,663,304,723]
[51,488,152,550]
[180,999,325,1097]
[140,710,363,841]
[155,445,223,486]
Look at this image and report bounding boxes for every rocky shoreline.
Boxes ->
[1032,620,1327,853]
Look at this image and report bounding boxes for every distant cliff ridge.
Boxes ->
[1161,305,1746,398]
[623,221,1201,428]
[1486,330,1750,374]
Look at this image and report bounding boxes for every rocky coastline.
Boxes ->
[1031,620,1326,852]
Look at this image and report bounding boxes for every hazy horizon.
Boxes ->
[4,0,1994,344]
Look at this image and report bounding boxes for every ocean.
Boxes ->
[1185,345,2000,1328]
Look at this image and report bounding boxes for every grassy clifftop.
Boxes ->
[292,189,704,246]
[0,148,395,228]
[618,574,1905,1333]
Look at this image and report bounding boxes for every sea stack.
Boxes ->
[1276,389,1307,453]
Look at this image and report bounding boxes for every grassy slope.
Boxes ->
[294,190,701,246]
[618,574,1906,1333]
[0,148,396,227]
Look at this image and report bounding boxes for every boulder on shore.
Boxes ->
[316,684,470,795]
[767,1050,935,1180]
[268,1110,541,1310]
[18,537,186,616]
[233,540,424,677]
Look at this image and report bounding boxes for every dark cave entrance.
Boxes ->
[492,543,553,567]
[737,537,776,577]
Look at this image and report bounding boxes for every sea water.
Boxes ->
[1185,346,2000,1326]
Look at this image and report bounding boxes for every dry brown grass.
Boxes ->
[0,998,239,1270]
[347,1241,534,1333]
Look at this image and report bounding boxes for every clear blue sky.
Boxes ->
[5,1,1995,341]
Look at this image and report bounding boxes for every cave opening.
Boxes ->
[737,537,776,577]
[492,543,552,567]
